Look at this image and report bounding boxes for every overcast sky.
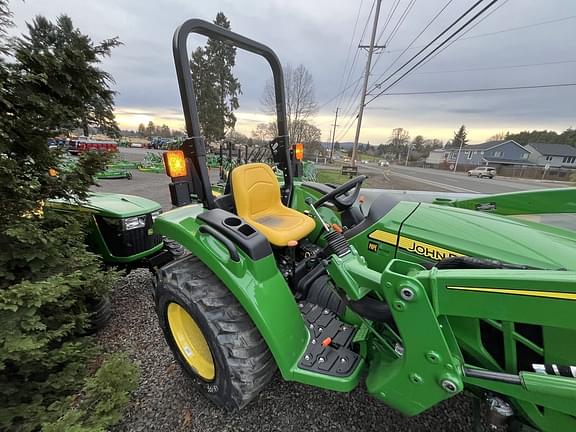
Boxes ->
[8,0,576,143]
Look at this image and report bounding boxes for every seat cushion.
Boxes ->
[231,163,316,246]
[245,207,316,247]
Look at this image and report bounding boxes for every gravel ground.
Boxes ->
[97,269,490,432]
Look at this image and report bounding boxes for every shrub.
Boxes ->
[0,5,137,431]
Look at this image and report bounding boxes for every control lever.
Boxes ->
[305,197,330,232]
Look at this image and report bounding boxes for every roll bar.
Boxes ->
[173,19,293,209]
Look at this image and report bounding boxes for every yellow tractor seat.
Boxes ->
[231,163,316,247]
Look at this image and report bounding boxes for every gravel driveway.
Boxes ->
[98,270,489,432]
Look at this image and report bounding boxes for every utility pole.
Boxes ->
[404,145,412,166]
[351,0,383,167]
[453,137,465,173]
[329,107,339,163]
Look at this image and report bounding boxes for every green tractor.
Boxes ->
[47,192,181,269]
[150,19,576,431]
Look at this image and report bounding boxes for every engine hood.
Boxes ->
[48,192,161,218]
[398,203,576,270]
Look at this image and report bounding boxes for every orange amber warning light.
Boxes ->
[293,143,304,161]
[163,150,187,178]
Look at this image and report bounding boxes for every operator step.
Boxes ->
[298,302,360,377]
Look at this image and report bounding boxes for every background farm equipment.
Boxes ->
[46,192,183,269]
[95,167,133,180]
[137,152,165,173]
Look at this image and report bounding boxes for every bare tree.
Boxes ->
[261,63,318,143]
[488,131,507,141]
[389,128,410,147]
[251,123,275,142]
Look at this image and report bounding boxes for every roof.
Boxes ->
[462,140,508,151]
[526,143,576,157]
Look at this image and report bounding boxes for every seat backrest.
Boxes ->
[231,163,282,219]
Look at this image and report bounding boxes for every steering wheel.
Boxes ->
[314,175,367,211]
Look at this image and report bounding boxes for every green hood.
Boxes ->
[401,203,576,270]
[48,192,161,218]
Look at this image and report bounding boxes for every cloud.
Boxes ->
[7,0,576,142]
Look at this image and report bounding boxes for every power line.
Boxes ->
[375,0,402,46]
[368,0,485,95]
[366,0,501,106]
[457,14,576,42]
[413,59,576,75]
[367,82,576,97]
[351,0,384,165]
[368,0,455,88]
[334,0,365,109]
[382,0,417,48]
[385,14,576,54]
[337,1,376,107]
[369,0,422,73]
[335,113,358,142]
[317,76,363,110]
[412,0,509,73]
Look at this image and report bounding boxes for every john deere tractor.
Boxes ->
[151,19,576,431]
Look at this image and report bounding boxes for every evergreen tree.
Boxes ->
[0,9,136,430]
[450,125,468,149]
[190,12,241,143]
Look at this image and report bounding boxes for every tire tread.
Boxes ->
[156,255,276,409]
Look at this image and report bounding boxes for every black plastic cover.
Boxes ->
[197,208,272,261]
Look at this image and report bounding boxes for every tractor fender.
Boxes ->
[153,206,309,379]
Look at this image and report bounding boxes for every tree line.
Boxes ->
[136,121,181,138]
[505,128,576,147]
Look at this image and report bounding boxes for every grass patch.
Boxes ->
[316,169,349,185]
[316,168,385,188]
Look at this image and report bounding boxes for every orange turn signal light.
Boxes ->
[293,143,304,161]
[163,150,187,178]
[48,168,58,177]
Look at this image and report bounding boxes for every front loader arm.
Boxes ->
[328,252,576,430]
[409,261,576,431]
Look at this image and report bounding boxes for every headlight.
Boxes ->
[151,210,162,222]
[123,216,146,230]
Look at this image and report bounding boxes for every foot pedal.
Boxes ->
[297,302,360,377]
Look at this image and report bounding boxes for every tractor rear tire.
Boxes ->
[155,255,276,410]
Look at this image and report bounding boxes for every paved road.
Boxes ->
[366,164,570,194]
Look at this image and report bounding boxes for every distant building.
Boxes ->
[524,143,576,168]
[448,140,532,168]
[425,148,449,167]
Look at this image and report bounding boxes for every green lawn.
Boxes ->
[316,168,386,188]
[316,169,349,185]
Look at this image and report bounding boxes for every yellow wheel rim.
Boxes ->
[167,303,215,380]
